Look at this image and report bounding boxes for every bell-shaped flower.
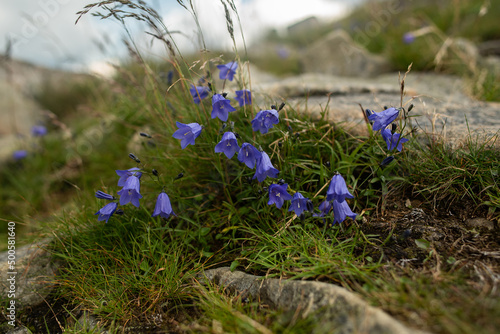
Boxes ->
[326,173,354,203]
[215,132,240,159]
[172,122,203,149]
[95,190,116,200]
[152,192,176,219]
[381,128,409,152]
[116,167,142,187]
[211,94,236,122]
[403,32,415,44]
[268,183,292,209]
[313,200,332,218]
[31,125,47,137]
[253,151,279,182]
[95,202,118,223]
[332,199,357,225]
[117,175,142,207]
[238,143,262,169]
[189,85,210,104]
[368,107,399,131]
[13,150,28,160]
[217,61,238,81]
[235,89,252,107]
[288,192,311,217]
[251,109,279,134]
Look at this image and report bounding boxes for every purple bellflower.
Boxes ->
[31,125,47,137]
[251,109,279,134]
[116,167,142,187]
[403,32,415,44]
[215,132,240,159]
[253,151,279,182]
[172,122,203,149]
[117,175,142,207]
[238,143,262,169]
[217,61,238,81]
[326,173,354,203]
[268,183,292,209]
[368,107,399,131]
[332,199,357,225]
[235,89,252,107]
[95,190,116,200]
[313,200,332,218]
[152,192,176,219]
[288,192,310,217]
[381,129,409,152]
[189,85,210,104]
[211,94,236,122]
[95,202,118,223]
[13,150,27,160]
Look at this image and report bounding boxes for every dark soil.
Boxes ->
[362,196,499,275]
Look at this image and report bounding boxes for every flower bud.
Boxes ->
[129,153,140,163]
[380,156,395,166]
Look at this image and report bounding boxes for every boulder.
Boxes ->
[300,29,392,77]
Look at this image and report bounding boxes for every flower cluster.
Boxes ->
[367,107,409,153]
[12,125,48,161]
[95,167,175,223]
[95,60,361,228]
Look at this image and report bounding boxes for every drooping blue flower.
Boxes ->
[211,94,236,122]
[251,110,279,134]
[268,183,292,209]
[253,151,279,182]
[326,173,354,203]
[116,167,143,187]
[332,199,357,225]
[13,150,27,160]
[189,85,210,104]
[152,192,176,219]
[235,89,252,107]
[31,125,47,137]
[217,61,238,81]
[95,202,118,223]
[288,192,310,216]
[215,132,240,159]
[172,122,203,149]
[117,175,142,207]
[95,190,116,200]
[381,128,409,152]
[238,143,262,169]
[403,32,415,44]
[313,200,332,218]
[367,107,399,131]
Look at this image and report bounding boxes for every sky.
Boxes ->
[0,0,361,74]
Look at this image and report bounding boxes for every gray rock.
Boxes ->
[6,326,29,334]
[199,267,429,334]
[0,239,60,310]
[300,29,392,77]
[253,71,500,145]
[465,218,495,231]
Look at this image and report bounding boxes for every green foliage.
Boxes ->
[4,1,499,333]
